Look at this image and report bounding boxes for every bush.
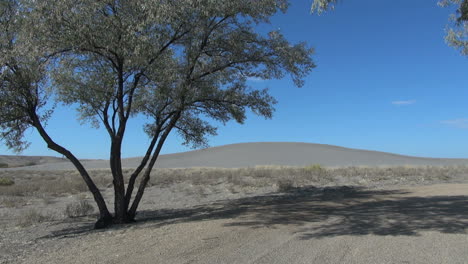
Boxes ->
[0,163,8,168]
[65,199,94,218]
[304,164,326,173]
[25,162,37,166]
[0,177,14,186]
[277,179,295,192]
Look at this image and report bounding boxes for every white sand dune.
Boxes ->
[2,142,468,171]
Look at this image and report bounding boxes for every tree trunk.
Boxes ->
[124,128,161,212]
[110,138,130,224]
[30,113,112,228]
[128,112,181,219]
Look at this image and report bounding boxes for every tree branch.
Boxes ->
[128,111,182,217]
[28,106,111,220]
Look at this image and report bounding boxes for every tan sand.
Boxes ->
[18,183,468,264]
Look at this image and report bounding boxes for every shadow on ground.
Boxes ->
[41,186,468,240]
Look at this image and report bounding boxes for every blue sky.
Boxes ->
[1,0,467,159]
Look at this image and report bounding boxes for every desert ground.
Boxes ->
[1,143,468,264]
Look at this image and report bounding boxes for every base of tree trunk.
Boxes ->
[94,215,114,229]
[94,215,136,229]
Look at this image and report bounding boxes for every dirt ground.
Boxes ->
[1,183,467,264]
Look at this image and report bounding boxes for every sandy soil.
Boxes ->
[2,143,468,263]
[2,183,467,264]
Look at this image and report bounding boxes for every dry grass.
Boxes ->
[0,177,14,186]
[1,165,467,230]
[65,198,94,218]
[149,165,468,192]
[0,170,108,197]
[277,178,296,192]
[0,196,26,208]
[16,209,54,227]
[1,165,467,199]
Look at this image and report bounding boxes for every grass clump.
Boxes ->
[0,177,14,186]
[65,199,94,218]
[277,178,295,192]
[303,164,327,176]
[304,164,324,171]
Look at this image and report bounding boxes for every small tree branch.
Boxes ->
[128,111,182,218]
[124,125,161,209]
[101,101,115,136]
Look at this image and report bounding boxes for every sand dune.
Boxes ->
[0,155,66,168]
[2,142,468,171]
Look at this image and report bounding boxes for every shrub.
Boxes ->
[0,163,8,168]
[65,199,94,218]
[25,162,37,166]
[304,164,326,173]
[277,179,295,192]
[0,177,14,186]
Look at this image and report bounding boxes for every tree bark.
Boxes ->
[109,61,132,224]
[110,137,131,224]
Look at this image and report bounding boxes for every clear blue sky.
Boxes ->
[1,0,467,159]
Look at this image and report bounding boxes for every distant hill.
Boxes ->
[1,142,468,171]
[0,155,66,168]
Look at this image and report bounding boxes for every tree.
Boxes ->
[310,0,338,14]
[0,0,315,228]
[439,0,468,55]
[310,0,468,55]
[0,0,113,226]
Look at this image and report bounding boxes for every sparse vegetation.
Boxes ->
[304,164,326,174]
[0,163,8,168]
[16,209,52,227]
[277,178,296,192]
[65,199,94,218]
[143,165,468,192]
[0,171,98,196]
[0,165,467,230]
[0,177,14,186]
[1,196,25,208]
[1,166,467,199]
[304,163,324,171]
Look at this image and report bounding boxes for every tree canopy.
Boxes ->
[439,0,468,55]
[0,0,315,227]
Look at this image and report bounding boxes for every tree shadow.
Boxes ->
[297,194,468,239]
[39,186,468,240]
